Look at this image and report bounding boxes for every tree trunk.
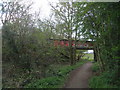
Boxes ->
[96,45,105,72]
[94,47,97,62]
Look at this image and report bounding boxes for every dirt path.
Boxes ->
[64,62,93,88]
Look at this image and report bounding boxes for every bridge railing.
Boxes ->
[49,39,94,49]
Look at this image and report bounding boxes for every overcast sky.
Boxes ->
[0,0,93,53]
[0,0,58,27]
[30,0,59,19]
[29,0,93,53]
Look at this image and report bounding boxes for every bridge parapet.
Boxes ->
[50,39,94,49]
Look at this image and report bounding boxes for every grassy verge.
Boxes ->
[25,60,88,88]
[82,53,94,61]
[89,62,119,88]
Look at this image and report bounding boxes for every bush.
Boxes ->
[25,60,88,88]
[90,62,120,88]
[92,62,99,72]
[25,77,64,88]
[89,71,119,88]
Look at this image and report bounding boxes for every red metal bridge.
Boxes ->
[50,39,94,50]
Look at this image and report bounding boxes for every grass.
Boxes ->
[25,60,88,88]
[89,62,119,88]
[82,53,94,61]
[92,62,99,72]
[89,73,119,88]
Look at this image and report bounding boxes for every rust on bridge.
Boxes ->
[50,39,94,50]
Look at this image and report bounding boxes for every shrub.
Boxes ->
[92,62,99,72]
[25,60,88,88]
[89,72,119,88]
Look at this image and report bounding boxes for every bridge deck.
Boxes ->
[76,48,93,50]
[49,39,94,50]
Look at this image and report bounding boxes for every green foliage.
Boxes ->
[89,72,119,88]
[25,77,63,88]
[2,2,63,88]
[92,62,99,72]
[82,53,94,61]
[2,1,120,88]
[25,60,88,88]
[81,2,120,87]
[90,62,120,88]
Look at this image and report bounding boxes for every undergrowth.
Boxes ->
[89,62,119,88]
[25,60,88,88]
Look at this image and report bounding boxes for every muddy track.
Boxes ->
[64,62,93,88]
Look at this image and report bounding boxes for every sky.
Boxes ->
[29,0,93,53]
[0,0,58,27]
[0,0,93,53]
[28,0,59,19]
[29,0,51,18]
